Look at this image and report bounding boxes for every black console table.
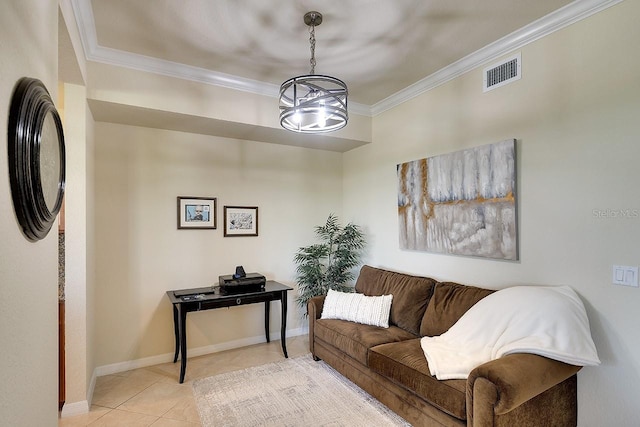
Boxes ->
[166,281,292,383]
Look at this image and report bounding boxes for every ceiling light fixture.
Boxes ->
[279,11,348,134]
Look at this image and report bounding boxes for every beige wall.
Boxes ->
[63,83,91,408]
[93,123,342,367]
[343,1,639,425]
[0,1,60,425]
[58,0,96,415]
[86,62,372,144]
[85,102,96,409]
[58,0,639,423]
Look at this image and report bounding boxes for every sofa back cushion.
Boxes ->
[355,265,436,335]
[420,282,494,336]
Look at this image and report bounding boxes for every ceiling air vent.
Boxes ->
[483,53,521,92]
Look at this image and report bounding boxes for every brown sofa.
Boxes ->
[308,265,582,426]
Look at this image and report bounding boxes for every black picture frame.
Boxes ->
[7,77,66,242]
[223,206,259,237]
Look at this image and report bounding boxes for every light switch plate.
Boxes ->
[612,265,639,287]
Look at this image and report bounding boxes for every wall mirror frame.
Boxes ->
[7,77,66,242]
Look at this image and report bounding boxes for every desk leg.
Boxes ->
[281,291,288,358]
[264,301,270,343]
[172,305,179,363]
[178,305,188,383]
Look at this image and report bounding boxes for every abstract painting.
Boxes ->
[397,139,517,260]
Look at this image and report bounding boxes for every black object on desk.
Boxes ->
[219,272,266,293]
[166,281,292,383]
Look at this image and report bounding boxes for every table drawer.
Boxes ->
[231,293,279,306]
[192,292,278,310]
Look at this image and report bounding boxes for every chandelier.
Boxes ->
[279,11,348,133]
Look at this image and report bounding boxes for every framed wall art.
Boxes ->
[224,206,258,237]
[397,139,518,260]
[177,197,217,229]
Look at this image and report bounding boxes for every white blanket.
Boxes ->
[420,285,600,380]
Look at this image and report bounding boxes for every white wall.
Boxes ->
[0,1,60,425]
[93,123,342,367]
[343,2,639,425]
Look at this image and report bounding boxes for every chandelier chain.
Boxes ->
[309,24,316,74]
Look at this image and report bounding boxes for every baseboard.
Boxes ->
[94,350,175,377]
[87,368,96,407]
[95,328,307,376]
[60,399,90,418]
[59,365,97,418]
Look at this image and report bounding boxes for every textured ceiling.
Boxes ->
[87,0,575,106]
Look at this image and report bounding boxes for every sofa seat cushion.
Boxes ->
[369,339,467,421]
[314,318,417,366]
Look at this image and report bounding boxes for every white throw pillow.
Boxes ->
[321,289,393,328]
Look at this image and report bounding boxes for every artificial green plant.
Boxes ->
[294,214,365,313]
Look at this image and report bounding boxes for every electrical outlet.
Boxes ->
[612,265,639,287]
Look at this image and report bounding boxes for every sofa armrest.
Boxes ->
[308,295,326,319]
[466,353,581,425]
[307,296,326,358]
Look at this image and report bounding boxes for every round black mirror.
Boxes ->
[8,77,66,241]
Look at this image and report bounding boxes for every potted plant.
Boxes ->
[294,214,366,313]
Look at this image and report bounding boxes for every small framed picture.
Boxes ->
[224,206,258,237]
[177,197,217,229]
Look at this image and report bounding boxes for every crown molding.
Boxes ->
[70,0,278,95]
[71,0,622,119]
[370,0,623,116]
[70,0,372,116]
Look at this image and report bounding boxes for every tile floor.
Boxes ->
[59,335,310,427]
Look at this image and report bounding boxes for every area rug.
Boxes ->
[192,355,410,426]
